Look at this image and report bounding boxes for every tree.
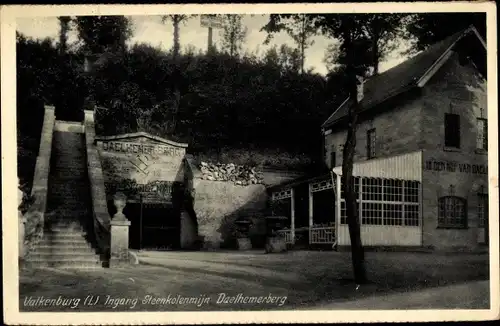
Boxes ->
[74,16,132,55]
[160,15,195,134]
[57,16,72,54]
[262,14,317,74]
[278,44,301,74]
[323,42,341,72]
[219,14,247,58]
[405,12,486,53]
[74,16,133,112]
[313,14,404,284]
[363,14,407,75]
[161,15,194,61]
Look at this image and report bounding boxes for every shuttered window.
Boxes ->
[444,113,461,148]
[367,128,376,159]
[477,118,488,150]
[330,150,336,168]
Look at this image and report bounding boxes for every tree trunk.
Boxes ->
[342,91,367,284]
[372,34,380,75]
[173,18,180,60]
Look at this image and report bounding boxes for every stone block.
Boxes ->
[110,219,131,268]
[265,237,287,253]
[237,238,252,250]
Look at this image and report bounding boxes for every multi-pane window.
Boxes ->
[367,128,376,159]
[438,196,467,228]
[340,177,420,226]
[340,177,360,200]
[444,113,461,148]
[477,118,488,150]
[478,193,488,228]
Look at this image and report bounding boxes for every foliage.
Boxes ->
[161,15,195,59]
[219,15,248,58]
[404,13,486,53]
[74,16,133,55]
[262,14,318,73]
[57,16,72,54]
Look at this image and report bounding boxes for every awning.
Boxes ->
[332,151,422,181]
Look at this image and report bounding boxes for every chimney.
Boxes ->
[356,75,364,103]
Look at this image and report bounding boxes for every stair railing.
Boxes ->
[83,108,111,259]
[28,105,56,239]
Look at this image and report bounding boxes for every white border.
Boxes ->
[2,2,499,325]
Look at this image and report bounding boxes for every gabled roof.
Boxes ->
[322,25,486,129]
[95,131,188,148]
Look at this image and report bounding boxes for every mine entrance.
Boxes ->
[111,199,181,250]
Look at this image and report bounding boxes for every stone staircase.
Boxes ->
[26,122,103,268]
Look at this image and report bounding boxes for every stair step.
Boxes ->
[33,243,93,250]
[28,252,98,260]
[37,238,89,245]
[25,260,102,267]
[26,262,103,269]
[35,240,93,247]
[42,236,88,242]
[43,230,86,236]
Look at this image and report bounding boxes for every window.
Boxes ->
[438,196,467,228]
[444,113,461,148]
[367,128,376,158]
[478,193,488,228]
[341,178,420,226]
[477,118,488,150]
[330,149,336,168]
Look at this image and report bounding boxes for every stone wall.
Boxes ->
[420,52,488,251]
[84,109,111,255]
[24,105,55,250]
[185,156,268,249]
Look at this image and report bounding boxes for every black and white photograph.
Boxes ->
[2,2,498,324]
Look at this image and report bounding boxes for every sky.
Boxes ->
[16,15,409,76]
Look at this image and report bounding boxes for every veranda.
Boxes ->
[268,152,423,248]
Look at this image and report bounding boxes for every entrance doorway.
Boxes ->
[110,200,181,250]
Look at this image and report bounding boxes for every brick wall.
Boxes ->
[324,93,424,168]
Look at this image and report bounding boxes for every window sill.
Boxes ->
[443,147,461,152]
[437,226,468,230]
[475,148,488,155]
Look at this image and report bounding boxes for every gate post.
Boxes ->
[110,192,132,267]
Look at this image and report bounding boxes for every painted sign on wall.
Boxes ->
[424,159,488,175]
[96,132,188,196]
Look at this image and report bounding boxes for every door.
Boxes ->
[141,202,181,250]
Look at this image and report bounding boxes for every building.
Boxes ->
[268,26,488,251]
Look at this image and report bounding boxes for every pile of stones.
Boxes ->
[199,162,264,185]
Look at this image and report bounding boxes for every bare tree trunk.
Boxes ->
[300,15,305,74]
[371,32,380,75]
[342,24,367,283]
[342,94,367,284]
[173,17,180,60]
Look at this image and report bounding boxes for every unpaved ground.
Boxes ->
[19,250,490,311]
